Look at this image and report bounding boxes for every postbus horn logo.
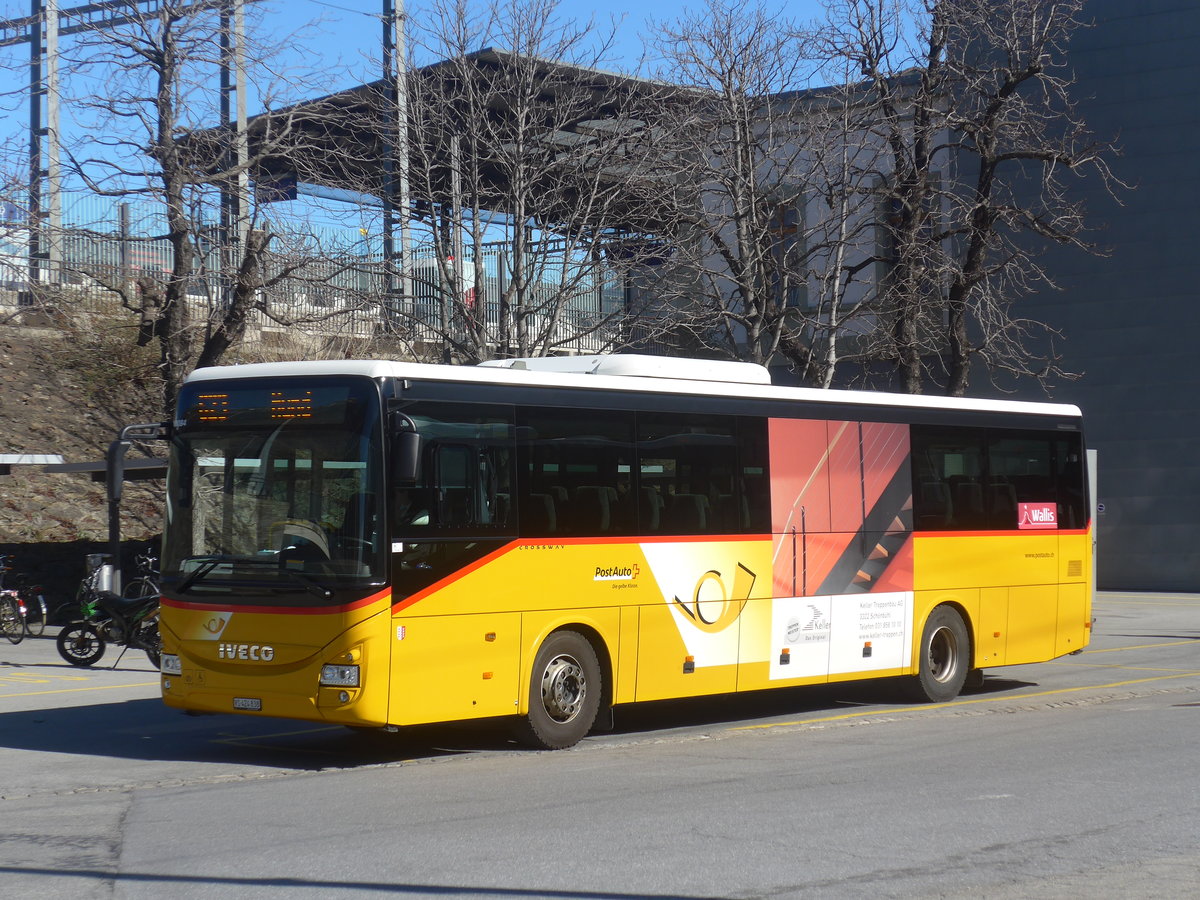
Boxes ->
[672,563,756,634]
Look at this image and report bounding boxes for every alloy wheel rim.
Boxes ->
[540,654,585,723]
[928,626,959,683]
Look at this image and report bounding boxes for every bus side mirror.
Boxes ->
[392,430,421,486]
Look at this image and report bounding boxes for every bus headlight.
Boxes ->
[161,654,182,676]
[320,664,360,687]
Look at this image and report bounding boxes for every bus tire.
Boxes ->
[516,630,602,750]
[906,605,969,703]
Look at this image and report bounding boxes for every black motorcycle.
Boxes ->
[57,556,161,669]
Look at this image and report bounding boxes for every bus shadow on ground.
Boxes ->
[604,673,1036,740]
[0,698,519,769]
[0,673,1040,769]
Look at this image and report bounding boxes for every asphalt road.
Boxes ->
[1,591,1198,899]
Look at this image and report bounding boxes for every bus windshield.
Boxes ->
[162,376,385,603]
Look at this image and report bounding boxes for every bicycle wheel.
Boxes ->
[1,594,24,644]
[22,589,47,637]
[122,578,160,601]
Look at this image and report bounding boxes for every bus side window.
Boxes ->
[435,444,472,526]
[738,417,770,533]
[911,426,984,531]
[516,408,635,538]
[637,412,739,536]
[1056,436,1086,528]
[915,425,1086,532]
[390,401,515,536]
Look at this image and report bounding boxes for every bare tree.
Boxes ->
[640,0,1117,393]
[643,0,820,369]
[823,0,1121,395]
[639,0,907,387]
[776,73,900,387]
[401,0,673,363]
[25,0,378,415]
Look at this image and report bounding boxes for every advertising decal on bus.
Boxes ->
[1018,502,1058,529]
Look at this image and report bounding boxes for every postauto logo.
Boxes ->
[594,563,639,582]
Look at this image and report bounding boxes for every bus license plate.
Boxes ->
[233,697,262,711]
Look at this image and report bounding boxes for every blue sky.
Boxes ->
[264,0,832,88]
[0,0,836,123]
[0,0,835,227]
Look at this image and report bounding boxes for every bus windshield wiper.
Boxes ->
[176,556,332,600]
[274,568,333,601]
[176,555,233,594]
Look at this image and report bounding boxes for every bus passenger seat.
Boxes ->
[714,494,750,531]
[918,481,952,529]
[525,492,557,534]
[667,493,709,533]
[573,485,614,532]
[639,486,663,532]
[954,480,984,527]
[987,481,1017,523]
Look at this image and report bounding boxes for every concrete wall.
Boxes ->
[984,0,1199,590]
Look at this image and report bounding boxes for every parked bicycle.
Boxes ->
[123,546,161,602]
[56,553,161,668]
[0,590,22,644]
[0,555,48,644]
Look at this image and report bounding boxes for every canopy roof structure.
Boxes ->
[203,48,687,233]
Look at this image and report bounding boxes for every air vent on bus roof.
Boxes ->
[477,354,772,385]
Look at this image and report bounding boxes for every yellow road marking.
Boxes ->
[1099,602,1200,609]
[1083,638,1200,654]
[1052,663,1199,674]
[0,681,158,699]
[732,670,1200,733]
[0,673,90,685]
[1098,592,1199,598]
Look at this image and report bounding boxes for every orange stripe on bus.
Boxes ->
[513,533,772,547]
[913,527,1091,538]
[391,542,521,613]
[388,534,776,614]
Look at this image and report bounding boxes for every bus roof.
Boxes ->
[183,357,1083,419]
[478,353,773,383]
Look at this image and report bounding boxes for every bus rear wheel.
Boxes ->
[906,605,969,703]
[516,630,602,750]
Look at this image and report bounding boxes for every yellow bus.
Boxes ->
[157,354,1092,748]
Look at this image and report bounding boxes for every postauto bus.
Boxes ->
[156,355,1091,748]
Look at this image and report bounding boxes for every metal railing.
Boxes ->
[0,195,663,357]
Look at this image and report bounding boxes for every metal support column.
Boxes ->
[445,134,462,362]
[219,0,249,312]
[24,0,61,303]
[381,0,411,326]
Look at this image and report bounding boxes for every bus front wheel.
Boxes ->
[516,630,602,750]
[907,605,970,703]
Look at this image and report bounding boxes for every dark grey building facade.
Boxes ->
[993,0,1198,591]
